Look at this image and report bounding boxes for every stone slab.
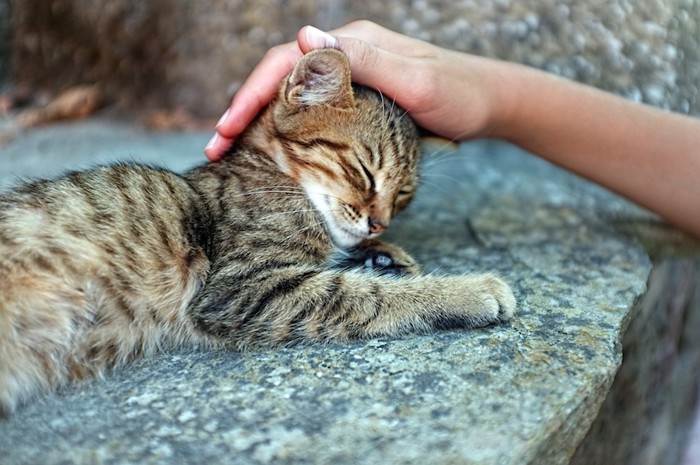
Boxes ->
[0,120,652,465]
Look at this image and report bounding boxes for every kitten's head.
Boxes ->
[269,48,420,249]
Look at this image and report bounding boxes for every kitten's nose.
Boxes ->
[368,216,388,235]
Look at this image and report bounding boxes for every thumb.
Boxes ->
[298,25,339,50]
[297,26,405,104]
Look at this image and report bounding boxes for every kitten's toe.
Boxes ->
[481,275,517,322]
[365,251,393,269]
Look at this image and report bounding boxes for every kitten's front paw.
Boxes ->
[429,274,516,331]
[478,274,517,322]
[331,240,420,277]
[360,240,420,276]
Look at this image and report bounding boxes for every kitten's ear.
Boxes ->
[283,49,354,109]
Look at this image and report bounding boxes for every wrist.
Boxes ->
[475,58,528,141]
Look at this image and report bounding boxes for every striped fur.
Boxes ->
[0,49,515,414]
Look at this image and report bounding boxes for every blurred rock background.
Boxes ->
[0,0,9,83]
[2,0,699,119]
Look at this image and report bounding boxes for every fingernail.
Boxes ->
[305,25,337,49]
[205,132,219,151]
[215,108,230,129]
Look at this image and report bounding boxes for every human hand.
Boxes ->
[204,21,512,161]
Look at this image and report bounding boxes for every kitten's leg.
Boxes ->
[0,268,90,415]
[189,267,516,347]
[330,239,420,276]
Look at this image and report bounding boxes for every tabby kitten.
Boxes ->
[0,49,515,414]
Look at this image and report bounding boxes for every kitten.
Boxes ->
[0,49,516,415]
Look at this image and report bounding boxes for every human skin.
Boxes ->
[205,21,700,237]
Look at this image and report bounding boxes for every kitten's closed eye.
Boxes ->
[359,160,376,192]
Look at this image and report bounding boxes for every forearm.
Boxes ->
[489,61,700,236]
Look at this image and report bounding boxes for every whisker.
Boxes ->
[418,178,454,196]
[377,89,393,143]
[295,220,328,236]
[421,139,460,163]
[328,246,356,264]
[256,206,345,223]
[395,105,409,123]
[301,190,349,204]
[421,155,459,172]
[234,187,306,197]
[421,172,462,182]
[236,187,352,206]
[257,208,321,222]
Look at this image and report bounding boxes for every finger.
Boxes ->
[204,133,232,162]
[215,41,303,139]
[328,21,436,58]
[299,22,432,57]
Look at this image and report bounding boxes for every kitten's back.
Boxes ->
[0,165,210,413]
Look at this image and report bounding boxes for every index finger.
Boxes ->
[216,41,304,139]
[328,21,437,58]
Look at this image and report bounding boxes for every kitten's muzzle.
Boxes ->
[368,216,388,235]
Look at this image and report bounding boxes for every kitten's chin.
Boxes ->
[328,225,367,249]
[304,188,367,249]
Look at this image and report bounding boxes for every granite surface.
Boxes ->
[572,260,700,465]
[0,120,654,464]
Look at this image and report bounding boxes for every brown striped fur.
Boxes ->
[0,49,515,415]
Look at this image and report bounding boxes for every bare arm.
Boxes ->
[205,21,700,237]
[494,64,700,236]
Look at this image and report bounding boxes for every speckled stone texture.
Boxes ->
[7,0,700,115]
[572,259,700,465]
[2,120,697,464]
